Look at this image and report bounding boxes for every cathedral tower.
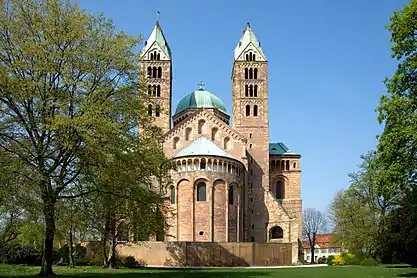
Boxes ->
[140,21,172,134]
[232,23,270,242]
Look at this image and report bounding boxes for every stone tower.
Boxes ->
[232,23,270,242]
[140,21,172,134]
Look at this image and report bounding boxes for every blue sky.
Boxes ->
[78,0,409,213]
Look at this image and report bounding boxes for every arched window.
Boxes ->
[245,54,249,61]
[286,160,290,171]
[173,137,179,149]
[200,158,206,170]
[147,67,152,77]
[170,186,175,204]
[152,67,157,78]
[148,104,152,116]
[211,127,218,141]
[152,85,156,97]
[223,137,230,150]
[228,186,233,205]
[270,226,284,239]
[281,160,285,171]
[157,67,162,78]
[245,85,248,97]
[244,68,248,79]
[147,85,152,95]
[185,127,191,141]
[275,180,284,199]
[150,53,154,60]
[252,54,256,61]
[197,182,206,201]
[198,119,205,134]
[271,160,276,169]
[254,68,258,79]
[246,105,250,116]
[253,105,258,116]
[293,162,296,169]
[249,85,253,97]
[249,52,252,61]
[156,85,161,97]
[254,85,258,97]
[155,105,160,117]
[249,68,253,79]
[157,53,160,60]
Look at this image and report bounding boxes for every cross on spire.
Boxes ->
[156,11,160,23]
[198,80,205,90]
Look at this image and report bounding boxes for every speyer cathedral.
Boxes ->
[139,20,302,248]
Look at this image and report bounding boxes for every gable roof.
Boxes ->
[162,109,247,143]
[173,136,232,159]
[141,22,171,58]
[269,142,300,156]
[234,23,266,61]
[303,234,342,249]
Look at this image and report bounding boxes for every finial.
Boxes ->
[246,22,251,28]
[198,80,205,90]
[156,11,160,24]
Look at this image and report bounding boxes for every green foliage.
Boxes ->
[360,258,378,266]
[121,256,147,269]
[341,252,361,265]
[326,255,335,266]
[317,256,326,264]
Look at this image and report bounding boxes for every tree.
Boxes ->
[374,0,417,265]
[302,208,328,264]
[376,0,417,194]
[329,152,393,260]
[0,0,158,275]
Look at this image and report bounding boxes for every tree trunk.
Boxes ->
[68,227,74,268]
[39,196,57,277]
[107,218,117,268]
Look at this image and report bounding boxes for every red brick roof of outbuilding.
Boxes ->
[303,234,342,249]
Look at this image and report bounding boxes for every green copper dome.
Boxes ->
[174,83,227,116]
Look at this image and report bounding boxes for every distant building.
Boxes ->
[303,234,342,262]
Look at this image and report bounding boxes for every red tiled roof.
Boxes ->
[303,234,342,249]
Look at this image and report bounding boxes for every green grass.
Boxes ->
[0,264,416,278]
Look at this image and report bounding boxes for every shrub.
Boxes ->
[333,254,344,265]
[317,256,326,264]
[123,256,139,268]
[0,243,42,265]
[360,258,378,266]
[326,255,335,265]
[342,252,361,265]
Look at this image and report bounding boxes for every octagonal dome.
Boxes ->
[174,85,227,116]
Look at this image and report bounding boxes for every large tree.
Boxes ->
[374,0,417,265]
[0,0,160,275]
[302,208,328,264]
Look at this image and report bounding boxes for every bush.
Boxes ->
[317,256,326,264]
[326,255,335,265]
[342,252,361,265]
[361,258,378,266]
[0,243,42,265]
[123,256,139,268]
[333,254,344,265]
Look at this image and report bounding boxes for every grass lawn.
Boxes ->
[0,264,416,278]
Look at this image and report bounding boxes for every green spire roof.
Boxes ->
[174,82,227,116]
[234,22,266,60]
[173,137,232,159]
[141,22,171,58]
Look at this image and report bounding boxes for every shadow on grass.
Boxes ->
[0,269,271,278]
[385,265,413,269]
[397,273,417,277]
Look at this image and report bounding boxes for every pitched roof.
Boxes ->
[141,22,171,58]
[269,142,299,156]
[303,234,342,249]
[234,23,266,60]
[173,136,232,159]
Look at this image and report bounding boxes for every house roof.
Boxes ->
[303,234,341,249]
[172,136,232,159]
